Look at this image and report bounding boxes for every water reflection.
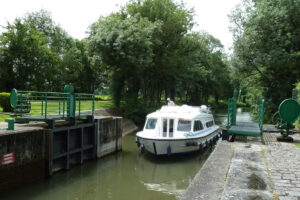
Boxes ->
[213,107,253,127]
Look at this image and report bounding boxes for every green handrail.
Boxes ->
[10,85,95,122]
[259,99,264,130]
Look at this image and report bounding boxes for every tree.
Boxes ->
[126,0,194,103]
[230,0,300,119]
[0,19,59,91]
[88,13,162,107]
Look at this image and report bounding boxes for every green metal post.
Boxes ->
[59,96,61,116]
[71,94,75,118]
[45,94,48,119]
[41,96,44,116]
[233,89,238,100]
[259,99,264,131]
[232,98,237,126]
[227,98,232,129]
[63,95,65,118]
[78,95,81,118]
[92,95,95,116]
[5,118,14,130]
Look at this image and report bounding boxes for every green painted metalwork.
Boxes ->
[227,98,234,128]
[9,85,95,123]
[232,89,238,125]
[227,90,264,137]
[259,99,264,130]
[279,99,300,123]
[273,97,300,137]
[5,118,14,130]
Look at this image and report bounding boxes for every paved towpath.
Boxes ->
[181,132,300,200]
[264,132,300,200]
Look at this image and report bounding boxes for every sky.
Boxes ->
[0,0,241,52]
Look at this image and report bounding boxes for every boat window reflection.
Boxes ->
[193,120,203,131]
[177,119,191,131]
[206,121,214,128]
[145,119,157,129]
[163,119,168,137]
[169,119,174,137]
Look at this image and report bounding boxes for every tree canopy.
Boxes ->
[230,0,300,119]
[88,0,232,112]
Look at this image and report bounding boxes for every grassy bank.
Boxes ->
[0,100,114,122]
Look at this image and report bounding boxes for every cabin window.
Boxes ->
[145,119,157,129]
[206,121,214,128]
[169,119,174,137]
[163,119,168,137]
[193,120,203,132]
[177,119,191,132]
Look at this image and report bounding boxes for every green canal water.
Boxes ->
[3,108,252,200]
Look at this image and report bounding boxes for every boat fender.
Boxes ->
[213,137,217,145]
[209,139,213,147]
[136,137,141,147]
[167,145,172,156]
[141,145,145,154]
[186,141,198,146]
[199,143,203,151]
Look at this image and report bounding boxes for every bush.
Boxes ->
[0,93,13,112]
[94,95,112,101]
[121,99,157,127]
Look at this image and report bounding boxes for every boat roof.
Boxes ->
[147,105,213,120]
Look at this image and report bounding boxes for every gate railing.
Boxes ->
[10,85,95,122]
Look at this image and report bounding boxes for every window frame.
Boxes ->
[145,118,157,130]
[193,120,204,132]
[177,119,192,132]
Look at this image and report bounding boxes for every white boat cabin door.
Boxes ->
[162,118,174,138]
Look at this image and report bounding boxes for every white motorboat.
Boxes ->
[136,105,221,155]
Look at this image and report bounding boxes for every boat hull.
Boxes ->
[136,130,221,155]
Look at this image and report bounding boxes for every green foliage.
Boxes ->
[0,10,102,93]
[0,4,234,125]
[230,0,300,121]
[0,93,12,112]
[121,99,157,126]
[88,0,232,114]
[94,95,112,101]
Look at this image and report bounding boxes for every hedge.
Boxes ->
[0,93,13,112]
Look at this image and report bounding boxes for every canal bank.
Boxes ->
[181,131,300,200]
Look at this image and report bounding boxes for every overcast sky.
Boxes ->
[0,0,241,52]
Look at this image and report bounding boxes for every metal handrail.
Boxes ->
[10,85,95,122]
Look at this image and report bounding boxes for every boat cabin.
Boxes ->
[143,105,215,138]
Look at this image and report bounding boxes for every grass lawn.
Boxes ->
[0,100,114,122]
[295,143,300,149]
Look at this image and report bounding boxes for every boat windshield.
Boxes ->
[177,119,191,131]
[145,119,157,129]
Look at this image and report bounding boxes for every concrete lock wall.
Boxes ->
[0,127,46,192]
[0,116,123,192]
[96,117,122,158]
